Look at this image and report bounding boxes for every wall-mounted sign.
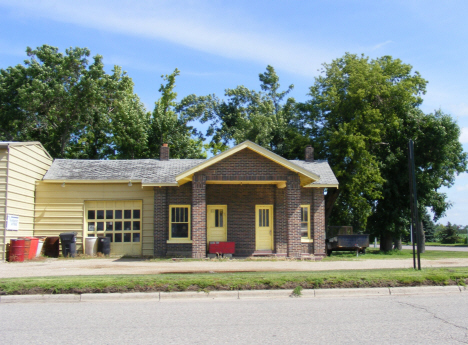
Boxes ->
[6,214,19,231]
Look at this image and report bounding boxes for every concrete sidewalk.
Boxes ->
[2,257,468,278]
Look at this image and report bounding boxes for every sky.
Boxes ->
[0,0,467,226]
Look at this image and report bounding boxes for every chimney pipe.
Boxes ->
[160,143,169,161]
[305,145,314,162]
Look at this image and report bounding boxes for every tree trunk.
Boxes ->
[393,237,402,250]
[324,188,340,228]
[380,233,393,251]
[419,221,426,253]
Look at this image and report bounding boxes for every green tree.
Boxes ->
[180,65,309,158]
[306,53,467,250]
[148,69,205,159]
[0,45,148,159]
[439,222,461,244]
[421,210,437,242]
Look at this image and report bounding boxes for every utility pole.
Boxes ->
[408,140,421,270]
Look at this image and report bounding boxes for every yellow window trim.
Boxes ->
[167,239,193,244]
[300,204,311,242]
[168,204,191,241]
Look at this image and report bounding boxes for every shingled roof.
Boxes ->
[43,157,338,187]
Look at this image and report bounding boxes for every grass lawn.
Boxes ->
[1,267,467,295]
[425,242,468,247]
[323,248,468,261]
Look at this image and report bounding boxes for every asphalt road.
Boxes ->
[2,294,467,344]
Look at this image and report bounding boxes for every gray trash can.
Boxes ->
[98,237,111,256]
[59,232,77,258]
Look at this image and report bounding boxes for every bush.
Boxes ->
[440,222,461,244]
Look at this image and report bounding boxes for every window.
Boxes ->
[301,205,312,242]
[169,205,191,242]
[86,201,142,243]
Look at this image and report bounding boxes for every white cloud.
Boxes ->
[460,128,468,144]
[0,0,335,77]
[370,40,393,51]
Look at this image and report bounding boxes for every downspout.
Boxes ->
[3,145,10,262]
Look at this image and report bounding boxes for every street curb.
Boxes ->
[389,285,462,295]
[80,292,160,302]
[314,287,390,297]
[0,294,80,303]
[0,285,463,303]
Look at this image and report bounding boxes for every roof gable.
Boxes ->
[176,141,320,187]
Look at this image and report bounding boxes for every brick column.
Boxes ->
[313,188,326,257]
[286,175,301,258]
[154,187,167,257]
[192,174,207,258]
[275,187,287,255]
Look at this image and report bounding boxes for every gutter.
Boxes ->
[3,144,10,262]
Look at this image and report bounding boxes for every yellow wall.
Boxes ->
[0,148,8,261]
[34,182,155,256]
[1,143,52,261]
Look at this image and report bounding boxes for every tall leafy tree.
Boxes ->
[306,53,466,249]
[148,69,205,159]
[0,45,147,159]
[180,65,309,158]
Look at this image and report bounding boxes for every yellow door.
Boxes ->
[255,205,273,250]
[207,205,227,243]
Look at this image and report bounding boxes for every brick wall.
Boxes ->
[153,187,167,257]
[199,148,291,180]
[206,184,276,256]
[286,174,301,257]
[313,188,326,257]
[192,174,206,258]
[152,148,328,258]
[275,188,287,255]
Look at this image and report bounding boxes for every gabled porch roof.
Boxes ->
[175,141,319,187]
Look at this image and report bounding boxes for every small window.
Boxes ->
[133,210,140,219]
[124,210,132,219]
[97,210,104,219]
[169,205,191,240]
[215,209,223,227]
[106,210,113,219]
[115,210,122,219]
[88,210,95,220]
[301,205,311,241]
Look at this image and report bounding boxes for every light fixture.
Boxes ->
[61,182,65,188]
[128,181,132,187]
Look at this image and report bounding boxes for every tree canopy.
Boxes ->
[180,65,310,158]
[0,45,204,159]
[305,53,467,248]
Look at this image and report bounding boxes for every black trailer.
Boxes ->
[326,226,370,256]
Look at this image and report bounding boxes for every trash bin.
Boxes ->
[97,237,111,256]
[59,232,77,258]
[85,237,98,256]
[9,239,25,262]
[26,237,39,260]
[36,239,44,257]
[44,237,60,257]
[20,238,32,260]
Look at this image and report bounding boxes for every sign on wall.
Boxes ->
[6,214,20,231]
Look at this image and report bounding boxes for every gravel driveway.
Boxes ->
[2,257,468,278]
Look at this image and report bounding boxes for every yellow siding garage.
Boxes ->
[34,182,154,256]
[0,142,52,261]
[0,148,7,261]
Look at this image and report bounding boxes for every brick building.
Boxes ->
[3,140,338,260]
